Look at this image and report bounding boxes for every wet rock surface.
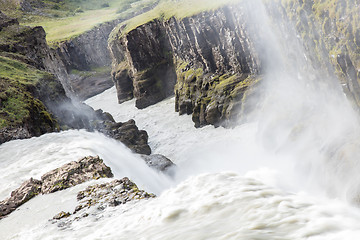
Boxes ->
[52,177,155,227]
[0,178,42,218]
[92,110,151,155]
[69,70,114,100]
[140,154,175,173]
[41,156,113,194]
[0,156,113,218]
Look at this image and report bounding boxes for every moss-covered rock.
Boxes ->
[175,59,260,127]
[278,0,360,107]
[0,56,61,143]
[41,156,114,194]
[52,177,155,224]
[0,156,114,219]
[0,178,42,218]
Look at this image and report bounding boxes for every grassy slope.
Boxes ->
[0,56,56,128]
[121,0,243,34]
[0,0,243,44]
[28,0,158,45]
[0,0,158,45]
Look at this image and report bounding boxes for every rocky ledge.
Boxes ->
[52,177,155,226]
[0,154,174,219]
[0,156,113,218]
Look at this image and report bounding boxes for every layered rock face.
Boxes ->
[109,19,177,109]
[52,20,123,100]
[109,5,262,127]
[0,12,108,143]
[110,0,360,127]
[276,0,360,107]
[49,5,159,100]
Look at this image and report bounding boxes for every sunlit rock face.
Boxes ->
[109,5,262,127]
[109,0,360,127]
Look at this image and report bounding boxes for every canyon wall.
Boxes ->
[0,11,98,143]
[109,0,360,127]
[109,5,263,127]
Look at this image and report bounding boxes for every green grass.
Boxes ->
[0,56,47,84]
[70,66,112,77]
[0,0,157,45]
[0,56,55,128]
[28,8,122,45]
[120,0,243,34]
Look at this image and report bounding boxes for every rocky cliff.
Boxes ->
[276,0,360,107]
[47,4,159,101]
[109,0,360,127]
[109,19,177,109]
[109,5,263,127]
[0,11,113,143]
[51,19,122,100]
[0,12,66,142]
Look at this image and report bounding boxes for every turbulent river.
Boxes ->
[0,87,360,239]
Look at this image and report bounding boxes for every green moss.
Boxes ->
[0,56,58,129]
[0,56,47,84]
[214,74,238,91]
[231,75,260,98]
[70,66,111,77]
[53,180,68,190]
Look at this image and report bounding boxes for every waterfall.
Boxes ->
[2,0,360,239]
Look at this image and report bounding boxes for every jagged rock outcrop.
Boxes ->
[109,5,262,127]
[0,178,42,217]
[93,110,151,155]
[0,156,113,218]
[140,154,175,173]
[41,156,113,194]
[109,19,177,109]
[52,177,155,225]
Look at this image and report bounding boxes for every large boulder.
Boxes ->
[41,156,113,194]
[93,111,151,155]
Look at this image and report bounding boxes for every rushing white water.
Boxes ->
[1,85,360,239]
